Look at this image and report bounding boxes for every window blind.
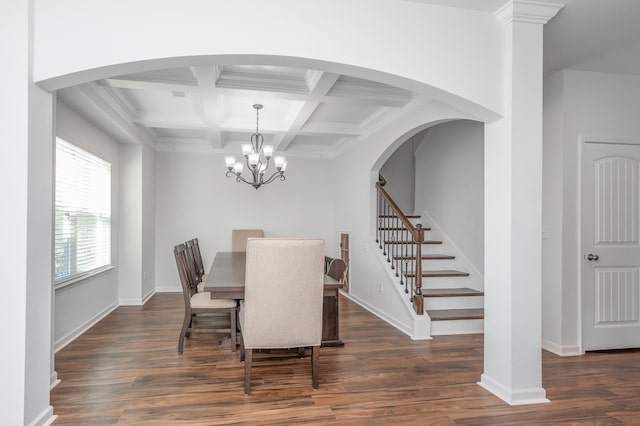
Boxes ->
[54,138,111,283]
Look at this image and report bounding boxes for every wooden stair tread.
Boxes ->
[385,240,442,245]
[393,254,455,260]
[422,288,483,297]
[428,308,484,321]
[378,227,431,231]
[405,270,470,278]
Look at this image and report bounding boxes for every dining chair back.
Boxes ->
[326,258,347,282]
[186,239,206,292]
[231,229,264,252]
[174,243,237,353]
[240,238,325,394]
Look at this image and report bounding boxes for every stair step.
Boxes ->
[378,226,431,231]
[428,308,484,321]
[422,288,483,297]
[378,215,420,219]
[405,270,470,278]
[385,240,442,245]
[393,254,455,261]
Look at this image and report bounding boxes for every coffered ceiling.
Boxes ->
[57,1,640,158]
[57,65,415,158]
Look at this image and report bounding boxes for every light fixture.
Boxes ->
[224,104,287,189]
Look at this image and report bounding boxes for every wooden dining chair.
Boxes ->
[326,258,347,282]
[185,238,206,292]
[231,229,264,252]
[239,238,325,394]
[174,243,237,353]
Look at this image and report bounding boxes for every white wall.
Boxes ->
[55,102,120,350]
[118,144,143,304]
[380,137,416,214]
[32,0,503,119]
[542,71,564,353]
[142,143,156,299]
[414,120,484,274]
[542,69,640,355]
[155,151,337,291]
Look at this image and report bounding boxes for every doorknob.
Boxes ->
[586,253,600,261]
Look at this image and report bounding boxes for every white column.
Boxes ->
[480,0,562,405]
[1,1,56,424]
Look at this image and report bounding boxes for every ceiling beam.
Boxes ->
[277,71,340,152]
[192,65,224,148]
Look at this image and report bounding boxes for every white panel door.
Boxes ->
[582,141,640,350]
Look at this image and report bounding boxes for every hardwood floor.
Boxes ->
[51,293,640,425]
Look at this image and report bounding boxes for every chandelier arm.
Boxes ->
[261,170,286,185]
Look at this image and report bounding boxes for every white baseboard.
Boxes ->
[29,405,56,426]
[142,288,155,304]
[479,374,550,406]
[340,291,414,339]
[542,338,584,356]
[155,286,181,293]
[55,301,118,352]
[50,371,60,390]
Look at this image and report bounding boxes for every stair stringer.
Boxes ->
[418,210,484,293]
[367,237,433,340]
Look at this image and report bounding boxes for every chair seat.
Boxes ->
[191,292,236,309]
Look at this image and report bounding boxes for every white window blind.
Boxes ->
[55,138,111,283]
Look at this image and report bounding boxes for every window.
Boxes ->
[54,137,111,283]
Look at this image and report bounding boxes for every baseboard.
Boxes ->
[542,338,584,356]
[50,371,60,390]
[55,301,118,352]
[341,291,414,338]
[28,405,56,426]
[478,374,549,405]
[155,286,181,293]
[142,288,155,304]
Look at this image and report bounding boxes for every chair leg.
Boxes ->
[178,311,191,354]
[230,307,237,352]
[244,349,253,395]
[311,345,319,389]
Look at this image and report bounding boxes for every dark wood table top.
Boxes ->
[204,251,342,299]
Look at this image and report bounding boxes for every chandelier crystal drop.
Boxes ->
[224,104,286,190]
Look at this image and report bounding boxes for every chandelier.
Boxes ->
[224,104,287,189]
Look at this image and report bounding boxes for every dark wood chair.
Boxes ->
[174,243,237,353]
[185,239,206,292]
[326,258,346,282]
[239,238,325,394]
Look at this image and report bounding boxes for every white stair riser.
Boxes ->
[430,319,484,336]
[417,276,474,289]
[424,295,484,311]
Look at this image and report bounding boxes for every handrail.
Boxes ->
[375,174,424,315]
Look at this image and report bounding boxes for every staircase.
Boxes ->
[376,177,484,336]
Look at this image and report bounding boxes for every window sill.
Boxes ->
[54,265,115,291]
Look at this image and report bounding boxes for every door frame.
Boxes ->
[578,135,640,353]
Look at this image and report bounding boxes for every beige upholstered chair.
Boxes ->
[239,238,325,394]
[231,229,264,252]
[174,243,237,353]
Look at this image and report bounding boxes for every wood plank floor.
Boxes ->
[51,293,640,425]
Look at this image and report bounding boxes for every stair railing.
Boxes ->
[375,175,424,315]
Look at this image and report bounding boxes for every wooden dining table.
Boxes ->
[203,251,344,347]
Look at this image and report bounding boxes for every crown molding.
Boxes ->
[496,0,563,26]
